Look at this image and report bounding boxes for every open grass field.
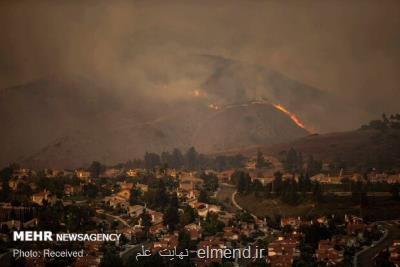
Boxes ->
[236,193,314,218]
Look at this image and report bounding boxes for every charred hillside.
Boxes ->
[1,54,352,168]
[0,78,309,169]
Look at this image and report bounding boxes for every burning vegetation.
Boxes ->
[208,103,220,111]
[192,89,202,97]
[273,104,306,130]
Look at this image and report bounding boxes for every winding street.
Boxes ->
[217,183,262,221]
[355,220,400,267]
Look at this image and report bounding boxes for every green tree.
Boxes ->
[164,194,179,231]
[256,150,268,169]
[154,180,168,209]
[252,179,263,194]
[16,183,32,196]
[129,188,141,205]
[0,176,10,201]
[0,165,18,201]
[203,212,225,236]
[306,155,322,176]
[285,148,298,172]
[178,229,191,250]
[200,172,219,192]
[89,161,105,178]
[272,171,283,195]
[312,182,323,203]
[164,206,179,231]
[237,171,252,194]
[144,152,161,169]
[161,151,172,167]
[179,205,196,226]
[140,210,152,236]
[184,147,198,170]
[83,183,98,198]
[198,189,209,203]
[281,179,299,205]
[171,148,184,169]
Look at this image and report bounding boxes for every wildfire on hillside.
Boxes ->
[273,104,306,129]
[192,89,201,97]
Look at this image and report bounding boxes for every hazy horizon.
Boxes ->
[1,1,400,168]
[1,1,400,130]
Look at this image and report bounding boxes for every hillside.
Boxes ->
[17,101,308,169]
[0,78,308,169]
[0,54,355,169]
[265,129,400,169]
[198,55,357,133]
[193,102,307,153]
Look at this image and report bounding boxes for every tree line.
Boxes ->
[361,113,400,130]
[233,170,323,205]
[123,147,246,171]
[282,148,322,175]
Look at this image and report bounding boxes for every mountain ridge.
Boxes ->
[1,55,357,168]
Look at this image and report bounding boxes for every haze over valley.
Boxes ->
[1,1,399,168]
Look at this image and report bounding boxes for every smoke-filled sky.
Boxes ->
[1,0,399,121]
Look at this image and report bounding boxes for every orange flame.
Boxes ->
[273,104,306,129]
[208,103,220,110]
[192,89,201,97]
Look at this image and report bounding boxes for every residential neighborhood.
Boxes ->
[0,147,399,267]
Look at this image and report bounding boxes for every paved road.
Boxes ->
[356,220,400,267]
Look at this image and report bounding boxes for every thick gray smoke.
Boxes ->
[1,0,399,130]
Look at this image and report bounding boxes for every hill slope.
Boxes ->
[265,129,400,168]
[1,54,355,168]
[17,101,308,169]
[198,55,357,133]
